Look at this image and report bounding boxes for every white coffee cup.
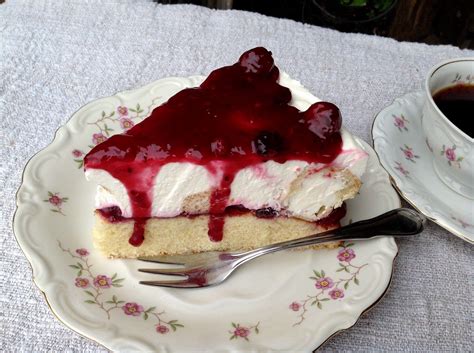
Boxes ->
[421,58,474,199]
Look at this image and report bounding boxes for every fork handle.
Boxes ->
[240,208,425,261]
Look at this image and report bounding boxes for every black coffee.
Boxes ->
[433,84,474,138]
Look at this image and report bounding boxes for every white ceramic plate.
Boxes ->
[372,91,473,244]
[14,76,400,352]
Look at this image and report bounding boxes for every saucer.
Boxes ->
[372,91,473,244]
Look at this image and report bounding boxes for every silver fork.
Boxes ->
[138,208,425,288]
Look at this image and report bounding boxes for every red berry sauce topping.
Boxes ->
[86,47,343,246]
[315,202,347,229]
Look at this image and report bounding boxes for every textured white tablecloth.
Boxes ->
[1,1,473,351]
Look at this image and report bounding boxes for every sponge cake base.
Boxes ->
[93,212,340,258]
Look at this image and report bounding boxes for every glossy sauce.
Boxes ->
[85,48,344,246]
[97,204,346,229]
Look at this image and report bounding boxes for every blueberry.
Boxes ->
[99,206,123,222]
[255,131,284,156]
[255,207,279,218]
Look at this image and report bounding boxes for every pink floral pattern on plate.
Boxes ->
[72,149,85,169]
[441,145,463,168]
[400,145,420,163]
[43,191,68,215]
[73,104,147,168]
[394,161,410,177]
[393,114,409,132]
[290,242,368,326]
[229,322,260,341]
[451,216,473,229]
[58,242,184,333]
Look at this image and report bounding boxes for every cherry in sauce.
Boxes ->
[86,47,344,246]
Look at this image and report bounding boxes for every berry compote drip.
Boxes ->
[85,47,343,246]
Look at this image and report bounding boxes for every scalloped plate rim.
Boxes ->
[371,90,473,244]
[13,76,401,352]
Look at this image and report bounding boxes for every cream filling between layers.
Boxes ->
[87,129,367,221]
[85,73,368,222]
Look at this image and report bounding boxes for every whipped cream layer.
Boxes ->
[85,73,368,221]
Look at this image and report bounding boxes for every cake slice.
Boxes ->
[84,47,368,258]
